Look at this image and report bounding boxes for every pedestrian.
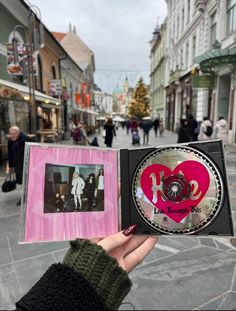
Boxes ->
[96,168,104,209]
[104,118,116,148]
[153,117,160,137]
[198,117,213,141]
[83,173,96,211]
[15,227,158,310]
[213,116,228,145]
[72,122,88,146]
[142,120,152,145]
[126,119,131,135]
[68,119,76,137]
[130,118,139,134]
[71,171,85,210]
[7,126,31,205]
[177,119,190,143]
[186,114,198,141]
[159,118,164,137]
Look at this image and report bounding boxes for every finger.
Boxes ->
[90,238,101,244]
[124,237,158,272]
[98,225,136,253]
[113,235,148,257]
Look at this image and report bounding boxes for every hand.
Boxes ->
[8,167,15,174]
[93,226,158,273]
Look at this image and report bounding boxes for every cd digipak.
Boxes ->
[120,140,234,235]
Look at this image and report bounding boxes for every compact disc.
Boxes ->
[132,146,224,234]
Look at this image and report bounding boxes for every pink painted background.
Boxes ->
[24,145,119,242]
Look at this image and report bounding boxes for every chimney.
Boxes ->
[73,25,76,34]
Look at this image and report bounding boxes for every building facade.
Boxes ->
[165,0,236,143]
[150,20,167,123]
[112,78,134,116]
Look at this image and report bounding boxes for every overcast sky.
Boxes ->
[30,0,167,92]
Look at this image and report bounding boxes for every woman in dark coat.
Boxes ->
[83,173,96,211]
[104,118,116,147]
[177,119,190,143]
[8,126,30,185]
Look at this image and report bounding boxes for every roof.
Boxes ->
[59,31,95,70]
[52,32,66,42]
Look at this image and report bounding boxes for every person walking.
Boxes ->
[71,171,85,210]
[186,114,198,141]
[153,117,160,137]
[72,122,88,146]
[130,118,139,134]
[142,120,152,145]
[213,116,228,145]
[198,117,213,141]
[177,119,190,143]
[7,126,31,205]
[104,118,116,148]
[126,119,131,135]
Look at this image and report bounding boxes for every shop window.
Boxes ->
[210,12,217,48]
[227,0,236,35]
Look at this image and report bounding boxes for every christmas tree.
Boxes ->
[128,77,150,120]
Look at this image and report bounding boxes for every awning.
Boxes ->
[194,47,236,73]
[0,78,62,105]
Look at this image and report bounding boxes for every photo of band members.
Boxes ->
[44,164,104,213]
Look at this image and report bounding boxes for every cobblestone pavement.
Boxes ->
[0,128,236,310]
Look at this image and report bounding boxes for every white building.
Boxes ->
[94,90,113,116]
[150,20,167,121]
[165,0,236,143]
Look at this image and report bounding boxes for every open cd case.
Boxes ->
[19,140,234,243]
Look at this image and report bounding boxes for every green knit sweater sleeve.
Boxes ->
[63,239,132,310]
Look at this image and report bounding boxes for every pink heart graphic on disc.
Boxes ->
[140,160,210,223]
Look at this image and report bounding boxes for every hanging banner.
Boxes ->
[75,93,82,105]
[50,79,62,97]
[7,43,38,76]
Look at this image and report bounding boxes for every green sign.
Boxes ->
[192,75,215,89]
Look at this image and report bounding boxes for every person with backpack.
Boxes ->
[72,122,88,145]
[213,116,228,145]
[198,117,213,141]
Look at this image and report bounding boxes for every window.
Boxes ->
[180,48,183,68]
[185,42,189,68]
[210,12,217,47]
[177,15,179,39]
[227,0,236,34]
[52,65,57,79]
[187,0,191,24]
[192,35,196,60]
[182,7,185,32]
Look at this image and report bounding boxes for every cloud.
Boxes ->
[30,0,167,91]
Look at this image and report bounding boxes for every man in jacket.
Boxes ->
[7,126,30,205]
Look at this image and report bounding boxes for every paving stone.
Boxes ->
[8,232,69,262]
[14,254,55,294]
[129,247,236,310]
[0,235,11,265]
[53,248,69,262]
[143,247,173,265]
[157,236,199,252]
[199,238,217,248]
[217,292,236,310]
[198,295,224,310]
[0,264,22,309]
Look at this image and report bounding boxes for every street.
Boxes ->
[0,128,236,310]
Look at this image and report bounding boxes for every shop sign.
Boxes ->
[6,43,38,76]
[192,75,215,89]
[50,79,62,97]
[0,85,21,99]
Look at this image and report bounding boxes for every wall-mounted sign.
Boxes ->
[192,75,215,89]
[7,43,38,76]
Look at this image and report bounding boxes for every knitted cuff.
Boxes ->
[63,239,132,310]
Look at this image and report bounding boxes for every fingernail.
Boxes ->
[122,224,137,236]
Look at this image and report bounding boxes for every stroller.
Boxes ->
[89,137,99,147]
[132,131,140,145]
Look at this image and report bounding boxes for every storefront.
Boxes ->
[194,47,236,143]
[165,86,175,131]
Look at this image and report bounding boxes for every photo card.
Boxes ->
[19,143,118,243]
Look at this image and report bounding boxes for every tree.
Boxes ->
[128,78,150,120]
